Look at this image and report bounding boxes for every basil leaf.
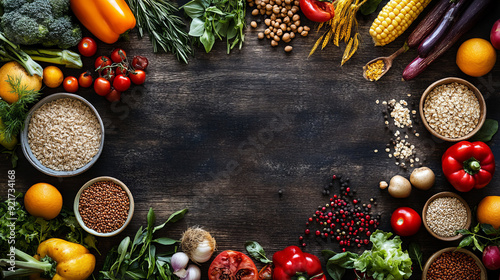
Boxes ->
[201,30,215,53]
[206,6,225,15]
[189,17,205,37]
[360,0,383,15]
[408,243,423,271]
[456,229,472,235]
[183,0,205,18]
[117,236,131,264]
[473,236,485,252]
[153,208,188,232]
[481,223,498,235]
[458,235,473,248]
[245,241,273,264]
[325,263,345,280]
[471,119,498,142]
[152,237,178,246]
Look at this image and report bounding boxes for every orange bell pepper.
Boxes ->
[70,0,136,44]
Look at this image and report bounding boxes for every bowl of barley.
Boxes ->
[419,77,486,142]
[20,93,104,177]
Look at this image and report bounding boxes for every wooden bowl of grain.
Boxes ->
[419,77,486,142]
[422,192,472,241]
[422,247,487,280]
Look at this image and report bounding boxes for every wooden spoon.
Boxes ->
[363,45,408,81]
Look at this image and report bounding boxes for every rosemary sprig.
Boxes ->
[126,0,193,64]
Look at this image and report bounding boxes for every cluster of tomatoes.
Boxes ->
[62,37,149,102]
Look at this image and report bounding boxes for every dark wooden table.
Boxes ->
[2,1,500,279]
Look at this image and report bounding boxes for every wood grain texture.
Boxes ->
[1,1,500,279]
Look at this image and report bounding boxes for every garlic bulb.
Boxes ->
[180,227,216,263]
[171,252,189,278]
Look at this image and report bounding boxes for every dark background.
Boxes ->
[2,0,500,279]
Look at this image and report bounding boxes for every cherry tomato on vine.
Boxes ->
[390,207,421,236]
[78,71,93,88]
[94,77,111,96]
[113,74,131,92]
[77,37,97,57]
[101,68,116,83]
[208,251,258,280]
[130,69,146,85]
[116,63,129,76]
[111,48,127,63]
[95,56,112,69]
[299,0,335,23]
[63,76,78,93]
[106,89,122,102]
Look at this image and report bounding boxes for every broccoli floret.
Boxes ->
[0,0,81,48]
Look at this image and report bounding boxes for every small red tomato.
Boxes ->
[390,207,421,236]
[116,63,129,76]
[94,77,111,96]
[299,0,335,23]
[95,56,112,69]
[106,89,122,102]
[113,74,131,92]
[131,55,149,70]
[130,69,146,85]
[78,71,93,88]
[63,76,78,93]
[111,48,127,63]
[77,37,97,57]
[101,68,116,83]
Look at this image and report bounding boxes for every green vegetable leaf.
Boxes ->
[125,270,147,280]
[183,0,205,18]
[456,229,472,235]
[189,18,206,37]
[408,243,423,271]
[470,119,498,142]
[481,223,498,235]
[152,237,178,245]
[325,251,358,280]
[147,208,156,232]
[473,236,485,252]
[201,30,216,53]
[360,0,383,15]
[458,235,474,248]
[245,241,273,264]
[474,222,481,233]
[153,208,188,232]
[206,6,225,15]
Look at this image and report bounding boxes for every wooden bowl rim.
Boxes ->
[421,247,487,280]
[422,191,472,241]
[419,77,486,142]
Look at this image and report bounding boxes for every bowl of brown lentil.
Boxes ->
[422,247,487,280]
[74,176,134,237]
[422,191,472,241]
[419,77,486,142]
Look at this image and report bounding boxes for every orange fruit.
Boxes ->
[456,38,497,77]
[24,183,63,220]
[0,61,42,104]
[43,66,64,88]
[477,196,500,229]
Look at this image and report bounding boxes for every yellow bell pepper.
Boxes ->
[1,238,95,280]
[70,0,136,44]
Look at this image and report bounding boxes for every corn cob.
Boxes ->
[369,0,432,46]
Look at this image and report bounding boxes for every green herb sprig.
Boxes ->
[457,223,500,252]
[126,0,193,64]
[183,0,246,54]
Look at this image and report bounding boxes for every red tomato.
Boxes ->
[101,68,116,83]
[111,48,127,63]
[106,89,122,102]
[131,55,149,70]
[130,69,146,85]
[116,63,129,76]
[299,0,334,23]
[94,77,111,96]
[78,71,93,88]
[113,74,131,92]
[77,37,97,57]
[95,56,112,69]
[390,207,421,236]
[208,251,258,280]
[63,76,78,93]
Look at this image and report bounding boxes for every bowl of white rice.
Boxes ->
[21,93,104,177]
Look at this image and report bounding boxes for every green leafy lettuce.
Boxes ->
[323,230,412,280]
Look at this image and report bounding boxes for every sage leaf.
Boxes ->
[360,0,383,15]
[471,119,498,142]
[245,241,272,264]
[408,243,423,271]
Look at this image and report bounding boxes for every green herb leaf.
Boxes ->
[360,0,383,15]
[245,241,273,264]
[189,18,206,37]
[458,235,473,248]
[183,0,206,19]
[473,236,485,252]
[408,243,423,271]
[147,208,156,231]
[206,6,225,15]
[456,229,472,235]
[153,208,188,232]
[470,119,498,142]
[201,30,216,53]
[152,237,178,246]
[474,223,481,233]
[481,223,498,235]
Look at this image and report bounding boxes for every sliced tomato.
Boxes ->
[208,251,258,280]
[299,0,335,23]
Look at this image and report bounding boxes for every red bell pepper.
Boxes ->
[272,246,326,280]
[442,141,495,192]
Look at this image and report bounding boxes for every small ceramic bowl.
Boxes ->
[422,191,472,241]
[20,93,105,177]
[74,176,134,237]
[422,247,487,280]
[419,77,486,142]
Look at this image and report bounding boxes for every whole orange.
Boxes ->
[477,196,500,229]
[24,183,63,220]
[456,38,497,77]
[43,66,64,88]
[0,61,42,104]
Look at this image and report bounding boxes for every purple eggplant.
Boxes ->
[407,0,453,49]
[403,0,495,81]
[418,0,471,57]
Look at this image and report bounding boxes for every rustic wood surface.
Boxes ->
[2,1,500,279]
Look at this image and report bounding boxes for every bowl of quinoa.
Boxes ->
[21,93,104,177]
[422,192,471,241]
[74,176,134,237]
[419,77,486,142]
